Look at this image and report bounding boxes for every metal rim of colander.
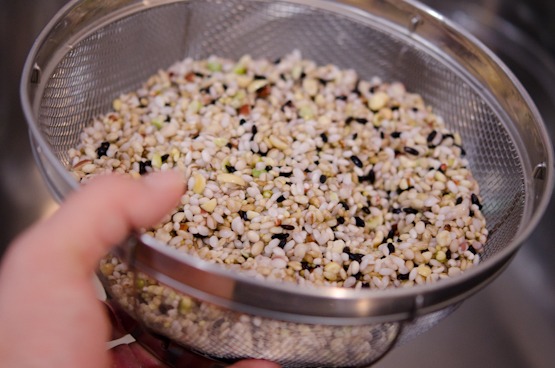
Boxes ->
[21,0,554,325]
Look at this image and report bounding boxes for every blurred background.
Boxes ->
[1,0,554,367]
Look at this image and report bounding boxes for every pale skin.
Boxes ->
[0,172,279,368]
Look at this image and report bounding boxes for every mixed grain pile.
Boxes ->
[70,51,487,290]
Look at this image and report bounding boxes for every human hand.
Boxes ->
[0,172,279,368]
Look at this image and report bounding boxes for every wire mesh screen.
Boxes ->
[38,0,525,261]
[111,270,399,367]
[31,0,537,366]
[39,4,194,166]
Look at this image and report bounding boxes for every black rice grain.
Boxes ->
[471,193,482,209]
[404,146,419,156]
[96,141,110,158]
[280,224,295,230]
[351,155,363,168]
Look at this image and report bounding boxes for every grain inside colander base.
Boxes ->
[71,51,487,288]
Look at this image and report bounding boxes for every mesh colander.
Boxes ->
[20,0,553,367]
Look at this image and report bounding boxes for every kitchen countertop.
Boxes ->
[1,1,554,367]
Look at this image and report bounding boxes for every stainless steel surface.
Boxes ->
[22,0,553,316]
[21,1,554,364]
[381,0,555,366]
[2,0,555,367]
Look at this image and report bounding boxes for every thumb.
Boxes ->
[9,171,184,278]
[0,172,184,368]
